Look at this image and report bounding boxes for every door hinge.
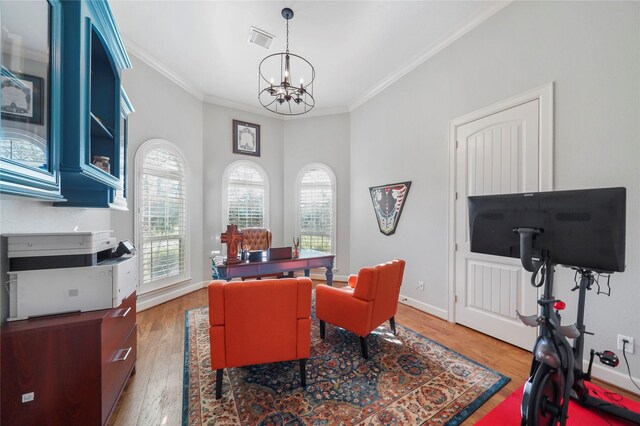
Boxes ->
[455,243,458,251]
[455,140,459,149]
[454,294,458,303]
[455,192,459,200]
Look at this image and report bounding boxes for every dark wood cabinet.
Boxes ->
[1,291,137,426]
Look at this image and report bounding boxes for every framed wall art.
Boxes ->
[232,119,260,157]
[1,72,44,125]
[369,181,411,236]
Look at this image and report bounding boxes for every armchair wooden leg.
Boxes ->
[360,336,369,359]
[320,320,325,339]
[389,316,396,335]
[299,358,307,387]
[215,369,224,399]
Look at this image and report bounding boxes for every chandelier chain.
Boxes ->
[286,18,289,54]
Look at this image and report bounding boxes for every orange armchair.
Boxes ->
[316,259,405,359]
[208,277,312,399]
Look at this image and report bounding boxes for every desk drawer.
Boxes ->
[102,324,136,424]
[102,292,136,364]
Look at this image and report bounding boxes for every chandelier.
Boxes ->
[258,8,315,116]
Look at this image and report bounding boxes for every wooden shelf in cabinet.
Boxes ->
[90,112,114,139]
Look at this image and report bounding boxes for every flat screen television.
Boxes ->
[467,187,626,273]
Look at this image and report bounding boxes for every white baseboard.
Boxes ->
[137,280,208,312]
[588,360,640,396]
[398,293,448,320]
[308,272,348,283]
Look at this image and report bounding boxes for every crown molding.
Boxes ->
[349,1,511,111]
[123,36,205,101]
[203,94,349,120]
[123,36,348,120]
[121,2,510,118]
[203,94,278,118]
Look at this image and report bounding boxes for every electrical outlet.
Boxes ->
[417,281,424,291]
[617,335,635,354]
[22,392,34,403]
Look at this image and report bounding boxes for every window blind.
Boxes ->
[298,168,334,252]
[140,148,186,285]
[226,164,265,228]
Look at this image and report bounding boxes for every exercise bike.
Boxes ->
[515,228,640,425]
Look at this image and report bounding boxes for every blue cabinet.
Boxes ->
[56,0,132,207]
[1,0,132,207]
[0,0,64,201]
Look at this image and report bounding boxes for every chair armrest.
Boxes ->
[208,280,226,325]
[348,274,358,288]
[353,268,377,302]
[296,277,312,318]
[316,284,373,336]
[210,325,226,369]
[297,318,311,358]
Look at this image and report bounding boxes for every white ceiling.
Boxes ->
[109,1,508,117]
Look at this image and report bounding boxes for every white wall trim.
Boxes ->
[399,294,448,320]
[124,37,205,101]
[308,272,348,283]
[137,280,208,312]
[447,83,555,323]
[349,1,511,111]
[589,361,640,396]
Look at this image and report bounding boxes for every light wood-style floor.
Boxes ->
[109,283,639,425]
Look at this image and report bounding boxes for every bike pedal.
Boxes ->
[596,350,619,367]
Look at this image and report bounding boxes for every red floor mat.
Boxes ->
[477,381,640,425]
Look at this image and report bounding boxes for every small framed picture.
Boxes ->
[1,72,44,125]
[232,119,260,157]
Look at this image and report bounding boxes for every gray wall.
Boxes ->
[350,1,639,383]
[202,103,285,280]
[114,55,204,284]
[283,114,350,276]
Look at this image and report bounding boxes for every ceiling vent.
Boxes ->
[248,27,275,49]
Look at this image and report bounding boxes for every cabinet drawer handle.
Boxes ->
[118,307,132,318]
[114,347,132,362]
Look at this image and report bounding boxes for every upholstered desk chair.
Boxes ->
[241,227,272,250]
[208,277,312,399]
[316,259,406,359]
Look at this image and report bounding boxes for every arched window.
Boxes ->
[222,160,269,229]
[135,139,189,293]
[296,163,336,253]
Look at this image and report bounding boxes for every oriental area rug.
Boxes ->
[183,307,509,425]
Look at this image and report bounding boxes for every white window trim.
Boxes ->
[134,138,191,294]
[295,162,337,257]
[221,159,270,232]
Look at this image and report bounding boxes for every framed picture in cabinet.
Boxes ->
[232,119,260,157]
[1,72,44,125]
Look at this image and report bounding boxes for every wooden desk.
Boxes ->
[212,249,335,286]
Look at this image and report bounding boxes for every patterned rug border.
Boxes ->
[182,306,510,425]
[182,308,191,426]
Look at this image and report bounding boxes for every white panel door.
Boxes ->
[454,99,540,350]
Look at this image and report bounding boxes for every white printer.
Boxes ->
[5,231,138,321]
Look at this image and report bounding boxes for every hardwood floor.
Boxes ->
[109,284,639,425]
